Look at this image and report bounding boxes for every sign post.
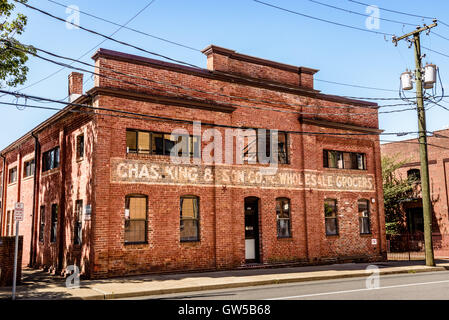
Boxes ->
[12,202,24,300]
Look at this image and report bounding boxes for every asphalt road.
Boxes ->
[128,271,449,300]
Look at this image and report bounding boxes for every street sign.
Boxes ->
[12,202,23,300]
[14,202,24,221]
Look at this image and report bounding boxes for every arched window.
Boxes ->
[407,169,421,182]
[358,199,370,234]
[276,198,291,238]
[180,195,200,242]
[124,195,147,244]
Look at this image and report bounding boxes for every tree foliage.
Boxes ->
[382,155,418,234]
[0,0,35,88]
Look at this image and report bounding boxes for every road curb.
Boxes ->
[81,265,447,300]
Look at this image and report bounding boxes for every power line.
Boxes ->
[347,0,436,20]
[12,0,202,69]
[380,139,449,151]
[1,0,156,98]
[0,91,420,138]
[2,39,420,119]
[310,0,449,44]
[349,0,449,29]
[28,0,157,101]
[421,45,449,59]
[13,1,407,96]
[315,78,396,93]
[308,0,417,27]
[46,0,200,52]
[252,0,394,36]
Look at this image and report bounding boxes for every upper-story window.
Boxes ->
[42,147,60,172]
[126,129,200,158]
[242,131,289,164]
[24,159,35,178]
[323,150,366,170]
[8,167,17,184]
[76,134,84,160]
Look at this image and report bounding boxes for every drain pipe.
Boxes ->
[0,153,5,236]
[29,131,40,267]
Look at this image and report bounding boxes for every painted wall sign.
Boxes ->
[110,158,376,192]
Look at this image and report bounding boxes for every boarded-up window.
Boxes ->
[126,131,137,153]
[138,131,150,154]
[180,196,199,242]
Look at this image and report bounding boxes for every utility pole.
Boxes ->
[392,21,437,267]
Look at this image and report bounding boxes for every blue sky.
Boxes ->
[1,0,449,150]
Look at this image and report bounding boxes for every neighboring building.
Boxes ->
[382,130,449,243]
[0,45,386,278]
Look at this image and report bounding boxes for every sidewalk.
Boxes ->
[1,260,449,300]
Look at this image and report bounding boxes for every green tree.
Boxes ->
[0,0,35,88]
[382,155,418,234]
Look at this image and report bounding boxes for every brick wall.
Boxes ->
[86,47,385,278]
[0,236,23,287]
[381,129,449,240]
[0,46,386,279]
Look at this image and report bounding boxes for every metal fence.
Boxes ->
[387,233,449,261]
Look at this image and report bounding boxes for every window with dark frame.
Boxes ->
[323,150,366,170]
[407,169,421,182]
[74,200,83,245]
[50,204,58,243]
[76,135,85,160]
[358,199,371,234]
[24,159,35,178]
[324,199,338,236]
[242,131,289,164]
[180,196,200,242]
[264,131,288,164]
[39,206,45,243]
[124,195,147,244]
[126,129,200,158]
[276,197,291,238]
[42,147,60,172]
[8,167,17,184]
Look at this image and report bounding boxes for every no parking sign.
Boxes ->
[14,202,24,221]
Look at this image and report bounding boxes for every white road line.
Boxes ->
[267,279,449,300]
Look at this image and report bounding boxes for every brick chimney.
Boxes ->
[201,45,318,89]
[68,72,83,102]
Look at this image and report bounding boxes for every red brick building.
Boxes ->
[0,45,386,278]
[381,130,449,246]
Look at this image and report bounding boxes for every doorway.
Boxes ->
[244,197,260,263]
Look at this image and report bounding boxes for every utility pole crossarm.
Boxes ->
[392,21,437,45]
